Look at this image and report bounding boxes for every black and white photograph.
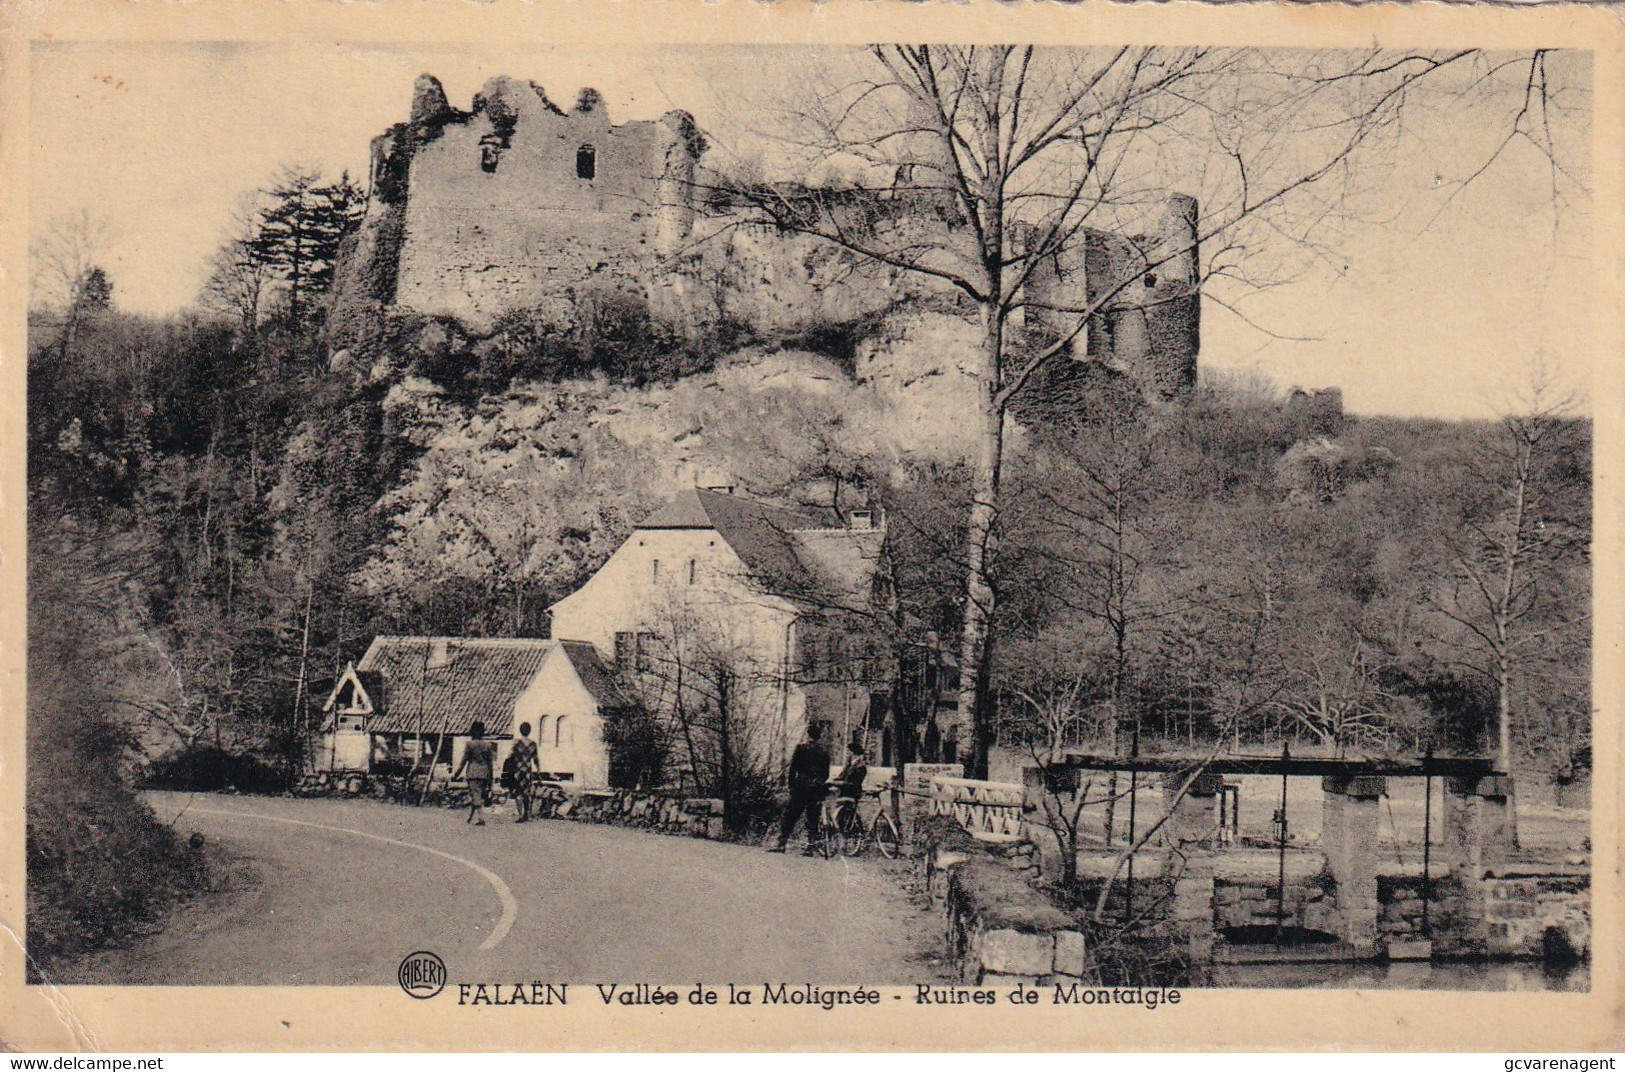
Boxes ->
[5,0,1616,1052]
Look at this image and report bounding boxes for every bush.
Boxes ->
[1080,918,1198,988]
[720,763,783,839]
[141,746,292,795]
[603,704,668,791]
[27,514,211,975]
[27,769,211,976]
[462,290,749,396]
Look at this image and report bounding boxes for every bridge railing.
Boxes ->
[929,775,1026,839]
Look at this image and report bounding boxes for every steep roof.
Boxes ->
[557,640,636,709]
[357,637,552,736]
[637,487,881,610]
[792,527,885,608]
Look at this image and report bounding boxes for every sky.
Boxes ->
[29,42,1594,419]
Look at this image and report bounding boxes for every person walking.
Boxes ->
[771,723,830,855]
[509,721,540,823]
[452,720,497,826]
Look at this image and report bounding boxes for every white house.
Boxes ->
[549,484,889,773]
[314,636,634,786]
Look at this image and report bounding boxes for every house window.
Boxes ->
[555,716,571,747]
[687,558,697,585]
[537,715,552,747]
[576,144,596,180]
[636,631,657,673]
[337,714,365,732]
[614,632,635,667]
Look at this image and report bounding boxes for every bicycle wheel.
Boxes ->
[820,815,839,859]
[838,806,865,857]
[874,812,901,859]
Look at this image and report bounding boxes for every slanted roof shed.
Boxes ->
[357,637,553,736]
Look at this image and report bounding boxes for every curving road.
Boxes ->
[64,792,944,986]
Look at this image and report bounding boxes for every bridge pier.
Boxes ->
[1322,774,1385,956]
[1443,775,1513,876]
[1172,858,1217,963]
[1160,771,1225,849]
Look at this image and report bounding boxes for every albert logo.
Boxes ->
[398,951,447,999]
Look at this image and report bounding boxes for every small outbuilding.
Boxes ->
[314,636,635,786]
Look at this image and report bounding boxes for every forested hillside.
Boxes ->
[25,159,1591,969]
[29,286,1592,788]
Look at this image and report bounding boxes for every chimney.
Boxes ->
[427,638,451,670]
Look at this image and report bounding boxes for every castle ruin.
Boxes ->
[332,74,1201,401]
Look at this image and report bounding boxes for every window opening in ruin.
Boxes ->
[1143,272,1158,289]
[555,716,571,748]
[687,559,697,585]
[479,134,504,174]
[576,144,596,180]
[652,559,661,582]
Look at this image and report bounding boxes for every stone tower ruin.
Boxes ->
[332,74,706,330]
[332,73,1201,402]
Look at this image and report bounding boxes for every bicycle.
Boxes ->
[818,785,845,859]
[822,783,902,859]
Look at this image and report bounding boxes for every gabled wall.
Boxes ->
[551,526,806,768]
[511,646,609,786]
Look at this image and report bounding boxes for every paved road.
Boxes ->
[66,792,944,986]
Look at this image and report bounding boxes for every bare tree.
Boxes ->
[1268,624,1400,754]
[708,46,1575,777]
[1428,363,1587,844]
[625,600,792,831]
[31,208,115,359]
[200,195,276,335]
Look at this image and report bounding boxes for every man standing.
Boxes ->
[771,723,830,855]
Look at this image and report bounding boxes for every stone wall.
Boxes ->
[917,816,1089,984]
[1214,876,1335,936]
[1077,859,1590,965]
[1478,875,1590,959]
[533,786,727,840]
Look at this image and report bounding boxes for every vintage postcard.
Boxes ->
[0,0,1619,1053]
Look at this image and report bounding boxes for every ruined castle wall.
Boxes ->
[1076,198,1199,401]
[332,74,1200,402]
[1018,196,1199,402]
[681,217,913,335]
[392,88,670,330]
[660,193,969,338]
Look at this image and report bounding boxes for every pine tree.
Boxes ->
[78,267,114,313]
[249,165,364,332]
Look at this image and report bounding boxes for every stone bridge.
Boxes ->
[1037,753,1588,965]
